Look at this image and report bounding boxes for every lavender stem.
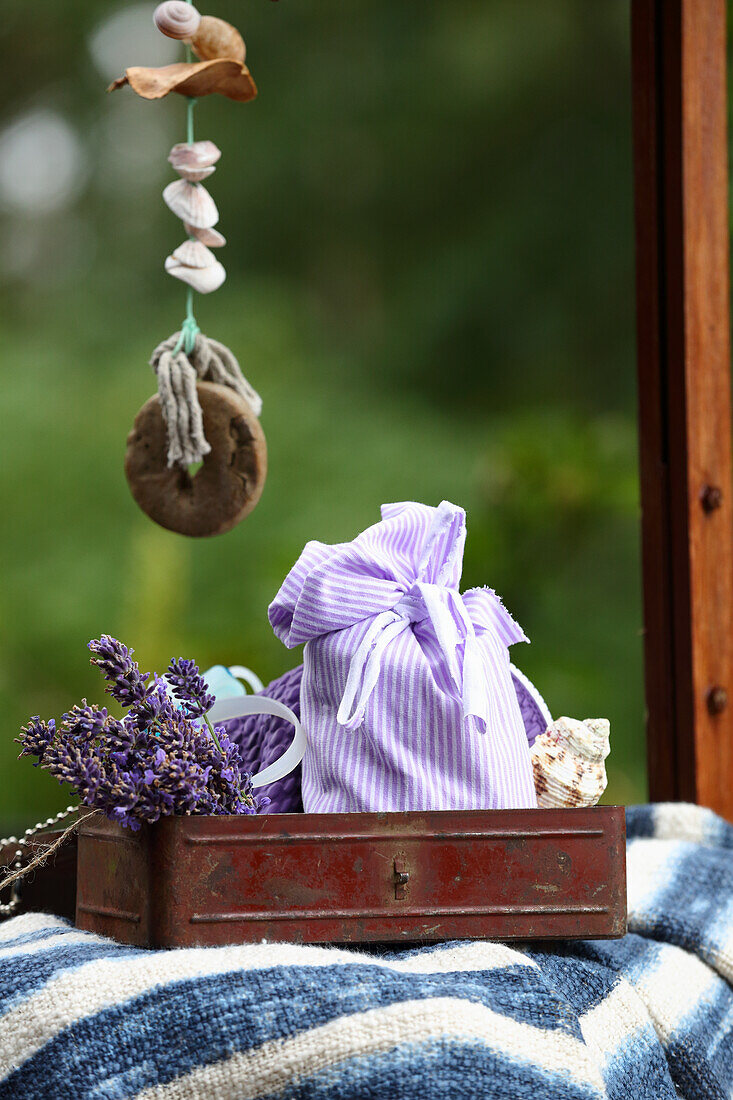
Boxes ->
[204,712,224,754]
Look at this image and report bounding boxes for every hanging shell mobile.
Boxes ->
[112,1,266,537]
[531,717,611,808]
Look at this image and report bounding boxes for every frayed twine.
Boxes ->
[0,810,98,897]
[150,332,262,468]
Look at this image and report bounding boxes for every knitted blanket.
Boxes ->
[0,802,731,1099]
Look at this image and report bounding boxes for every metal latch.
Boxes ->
[393,858,410,899]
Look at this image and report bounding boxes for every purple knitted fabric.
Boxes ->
[511,667,552,747]
[224,665,304,814]
[269,501,537,813]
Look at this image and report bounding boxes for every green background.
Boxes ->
[0,2,646,833]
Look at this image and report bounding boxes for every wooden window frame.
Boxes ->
[632,0,733,815]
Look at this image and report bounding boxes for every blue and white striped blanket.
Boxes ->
[0,803,731,1099]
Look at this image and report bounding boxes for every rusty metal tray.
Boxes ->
[75,806,626,947]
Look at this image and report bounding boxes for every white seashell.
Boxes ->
[184,223,226,248]
[165,255,226,294]
[578,718,612,761]
[168,142,221,184]
[169,141,221,171]
[163,180,218,229]
[171,239,217,268]
[531,717,610,809]
[176,165,216,183]
[153,1,201,40]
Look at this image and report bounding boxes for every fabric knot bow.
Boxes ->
[269,501,527,734]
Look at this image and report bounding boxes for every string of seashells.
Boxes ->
[111,1,267,538]
[164,141,225,293]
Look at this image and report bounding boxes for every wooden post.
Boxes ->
[631,0,733,816]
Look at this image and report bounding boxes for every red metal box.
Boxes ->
[76,806,626,947]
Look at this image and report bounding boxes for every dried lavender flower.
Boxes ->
[21,636,262,830]
[17,717,56,766]
[128,676,176,732]
[88,635,151,709]
[61,702,113,744]
[166,658,216,719]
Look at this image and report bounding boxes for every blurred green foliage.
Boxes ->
[0,1,646,832]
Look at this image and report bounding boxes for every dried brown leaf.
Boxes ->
[107,60,257,103]
[191,17,246,65]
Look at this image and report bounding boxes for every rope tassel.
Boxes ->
[151,332,263,468]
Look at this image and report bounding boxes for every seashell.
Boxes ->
[184,223,226,248]
[171,239,217,268]
[168,141,221,183]
[165,255,226,294]
[531,717,610,809]
[169,141,221,171]
[177,164,216,183]
[153,1,201,40]
[191,16,246,64]
[109,60,257,104]
[163,179,218,229]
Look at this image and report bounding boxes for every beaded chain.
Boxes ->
[0,804,78,918]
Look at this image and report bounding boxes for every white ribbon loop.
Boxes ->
[208,691,306,789]
[227,664,265,695]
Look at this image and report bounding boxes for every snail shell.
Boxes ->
[163,179,218,228]
[171,239,217,268]
[153,1,201,40]
[184,223,226,248]
[165,254,226,293]
[531,717,610,809]
[169,141,221,182]
[191,16,246,64]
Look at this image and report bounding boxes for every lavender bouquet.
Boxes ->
[17,636,268,830]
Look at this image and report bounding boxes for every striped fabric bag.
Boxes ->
[269,501,537,812]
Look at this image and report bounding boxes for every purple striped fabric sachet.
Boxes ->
[268,501,537,812]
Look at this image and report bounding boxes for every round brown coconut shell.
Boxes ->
[125,381,267,537]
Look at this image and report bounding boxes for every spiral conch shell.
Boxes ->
[531,717,610,808]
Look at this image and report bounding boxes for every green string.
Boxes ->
[172,289,199,356]
[172,22,200,358]
[187,96,197,144]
